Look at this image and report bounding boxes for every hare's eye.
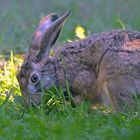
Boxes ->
[31,74,39,83]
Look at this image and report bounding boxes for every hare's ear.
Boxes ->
[30,11,70,62]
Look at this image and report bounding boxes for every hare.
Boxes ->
[17,11,140,111]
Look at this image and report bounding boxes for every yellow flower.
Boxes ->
[75,25,86,39]
[49,49,56,57]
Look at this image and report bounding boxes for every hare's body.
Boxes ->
[17,11,140,111]
[54,30,140,110]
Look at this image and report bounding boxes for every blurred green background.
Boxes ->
[0,0,140,53]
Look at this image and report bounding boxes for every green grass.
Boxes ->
[1,0,140,139]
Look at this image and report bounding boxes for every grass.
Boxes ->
[0,0,140,139]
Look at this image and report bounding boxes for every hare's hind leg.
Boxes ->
[105,76,140,112]
[97,52,140,111]
[96,68,140,111]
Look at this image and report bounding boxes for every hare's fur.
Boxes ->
[17,12,140,111]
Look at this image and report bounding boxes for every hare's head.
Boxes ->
[17,11,70,106]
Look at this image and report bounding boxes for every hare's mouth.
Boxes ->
[29,93,42,107]
[26,80,59,106]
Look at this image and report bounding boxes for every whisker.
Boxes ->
[30,100,38,108]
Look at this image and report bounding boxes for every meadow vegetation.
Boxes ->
[0,0,140,139]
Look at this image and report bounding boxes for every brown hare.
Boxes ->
[17,11,140,111]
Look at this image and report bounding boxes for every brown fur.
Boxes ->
[17,12,140,111]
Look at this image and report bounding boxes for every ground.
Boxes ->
[0,0,140,140]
